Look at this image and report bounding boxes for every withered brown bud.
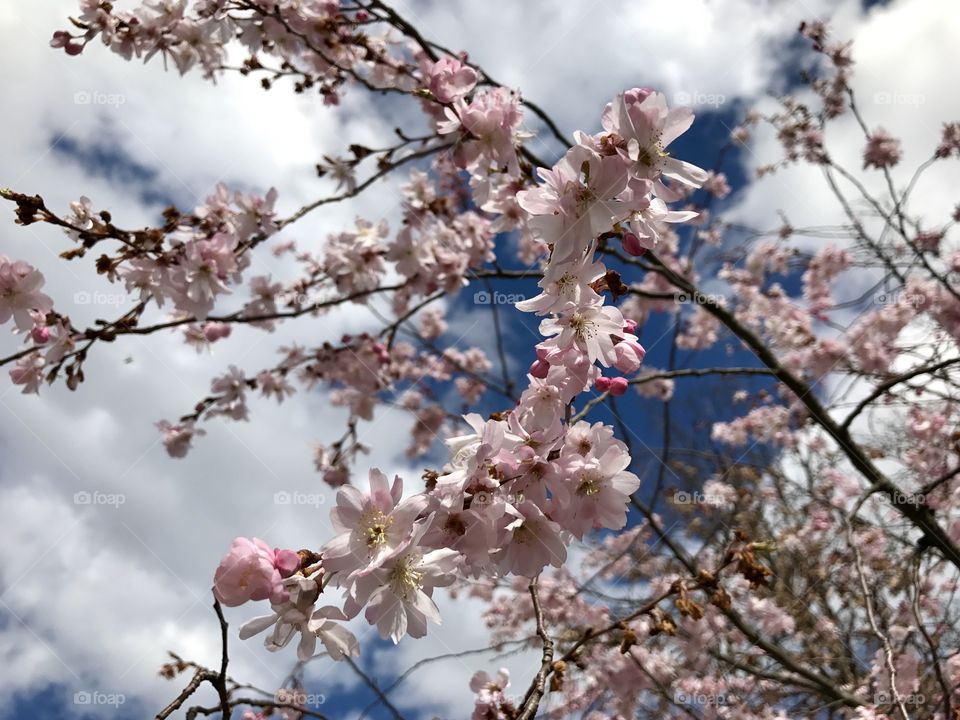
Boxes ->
[736,546,774,588]
[61,247,87,261]
[710,587,732,610]
[422,469,439,491]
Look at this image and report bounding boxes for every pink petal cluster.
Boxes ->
[862,127,902,169]
[425,57,478,103]
[208,89,706,656]
[0,256,53,332]
[213,537,300,607]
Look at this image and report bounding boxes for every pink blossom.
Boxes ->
[427,57,478,103]
[437,87,525,175]
[0,257,54,332]
[517,144,630,262]
[213,537,299,607]
[470,668,511,720]
[540,304,626,367]
[622,231,649,256]
[612,338,646,374]
[9,352,45,394]
[496,501,567,577]
[935,121,960,158]
[515,254,605,315]
[703,172,731,198]
[863,128,902,169]
[321,468,429,577]
[553,446,640,537]
[345,519,461,643]
[50,30,83,55]
[156,419,205,458]
[599,89,708,194]
[203,321,231,342]
[594,376,628,396]
[239,574,360,661]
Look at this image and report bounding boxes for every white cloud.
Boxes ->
[728,0,960,257]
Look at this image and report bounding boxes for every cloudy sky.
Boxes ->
[0,0,957,718]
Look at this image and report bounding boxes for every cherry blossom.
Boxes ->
[600,89,708,194]
[320,469,429,577]
[213,537,300,607]
[539,304,628,368]
[424,56,478,103]
[0,257,53,332]
[344,519,461,642]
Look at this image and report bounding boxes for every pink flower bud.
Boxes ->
[623,319,638,334]
[50,31,83,55]
[203,322,231,342]
[622,232,649,257]
[528,359,549,378]
[213,537,288,607]
[371,342,390,363]
[31,326,51,344]
[608,377,629,395]
[613,340,646,374]
[428,57,479,103]
[623,87,655,106]
[595,376,629,396]
[323,467,349,488]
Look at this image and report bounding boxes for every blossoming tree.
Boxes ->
[4,2,960,718]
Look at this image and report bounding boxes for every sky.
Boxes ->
[0,0,958,718]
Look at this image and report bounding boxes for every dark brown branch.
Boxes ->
[640,250,960,572]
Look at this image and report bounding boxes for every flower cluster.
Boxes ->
[4,184,279,395]
[1,255,65,394]
[121,184,279,318]
[211,89,704,658]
